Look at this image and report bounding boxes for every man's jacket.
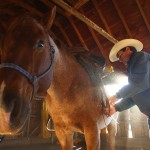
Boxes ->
[115,51,150,115]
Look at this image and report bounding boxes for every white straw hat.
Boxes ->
[109,39,143,62]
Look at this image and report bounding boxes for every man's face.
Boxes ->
[117,47,133,65]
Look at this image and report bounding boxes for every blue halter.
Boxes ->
[0,37,55,101]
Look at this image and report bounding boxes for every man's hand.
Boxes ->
[104,104,116,116]
[109,95,118,105]
[104,95,118,116]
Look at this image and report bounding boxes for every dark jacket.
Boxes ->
[115,51,150,115]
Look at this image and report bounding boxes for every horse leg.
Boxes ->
[84,125,100,150]
[54,127,73,150]
[100,128,108,150]
[107,120,117,150]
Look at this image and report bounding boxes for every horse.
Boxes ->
[46,38,118,149]
[0,7,117,149]
[0,8,56,135]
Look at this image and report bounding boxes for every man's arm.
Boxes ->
[105,97,135,116]
[118,52,150,99]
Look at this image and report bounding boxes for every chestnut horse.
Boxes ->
[46,40,117,149]
[0,7,117,149]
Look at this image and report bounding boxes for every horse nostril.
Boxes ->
[4,98,17,113]
[3,88,20,113]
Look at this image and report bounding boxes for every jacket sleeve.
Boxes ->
[118,52,150,99]
[114,98,135,112]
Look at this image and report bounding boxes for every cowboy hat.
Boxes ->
[109,39,143,62]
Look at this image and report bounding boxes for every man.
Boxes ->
[105,39,150,132]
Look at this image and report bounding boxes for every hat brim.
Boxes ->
[109,39,143,62]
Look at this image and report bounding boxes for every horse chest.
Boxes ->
[48,105,84,133]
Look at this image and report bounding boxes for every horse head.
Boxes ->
[0,7,56,135]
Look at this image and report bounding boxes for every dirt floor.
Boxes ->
[1,142,150,150]
[0,136,149,150]
[0,143,86,150]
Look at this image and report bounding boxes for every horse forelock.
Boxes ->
[8,13,42,33]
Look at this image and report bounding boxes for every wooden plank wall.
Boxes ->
[115,106,150,149]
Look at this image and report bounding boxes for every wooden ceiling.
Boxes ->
[1,0,150,71]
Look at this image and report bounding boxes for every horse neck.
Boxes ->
[53,48,78,84]
[49,47,91,97]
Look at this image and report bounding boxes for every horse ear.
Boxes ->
[44,6,56,30]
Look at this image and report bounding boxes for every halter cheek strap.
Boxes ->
[0,36,55,101]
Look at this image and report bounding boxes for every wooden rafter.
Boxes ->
[51,0,118,44]
[40,0,88,48]
[112,0,132,38]
[92,0,112,35]
[39,0,69,17]
[78,8,110,64]
[68,16,89,50]
[65,0,89,17]
[136,0,150,32]
[88,27,111,66]
[74,0,89,9]
[55,20,73,47]
[8,0,73,47]
[39,0,75,46]
[9,0,43,17]
[0,0,13,5]
[0,8,16,16]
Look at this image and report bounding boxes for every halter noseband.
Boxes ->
[0,37,55,101]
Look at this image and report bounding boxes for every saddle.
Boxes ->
[73,50,110,111]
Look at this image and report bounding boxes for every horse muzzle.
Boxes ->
[0,105,29,135]
[0,108,14,135]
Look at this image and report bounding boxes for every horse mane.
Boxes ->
[51,34,77,65]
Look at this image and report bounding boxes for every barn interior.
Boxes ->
[0,0,150,150]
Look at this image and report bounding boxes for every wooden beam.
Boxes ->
[0,8,16,16]
[39,0,70,17]
[136,0,150,32]
[68,17,89,50]
[51,0,118,44]
[92,0,112,35]
[112,0,132,38]
[65,0,89,16]
[9,0,43,17]
[0,21,7,29]
[41,0,88,48]
[88,27,111,66]
[55,20,73,47]
[79,9,110,65]
[0,0,13,5]
[62,0,89,17]
[74,0,89,9]
[10,0,72,47]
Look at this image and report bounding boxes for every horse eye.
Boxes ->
[36,41,45,49]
